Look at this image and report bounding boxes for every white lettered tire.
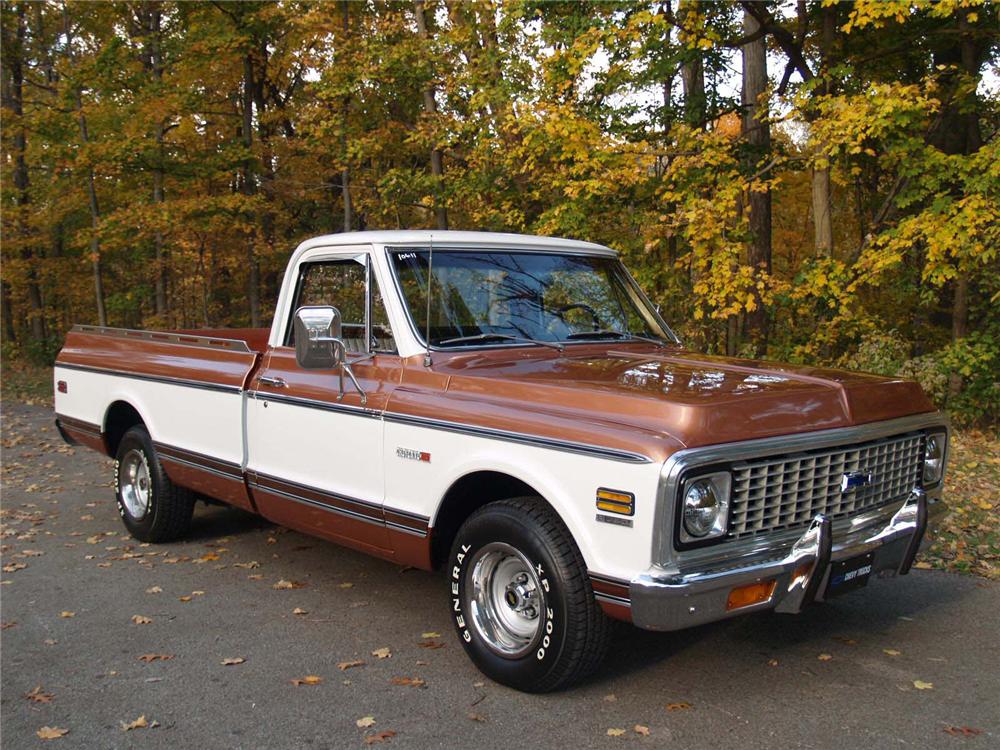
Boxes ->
[448,498,610,692]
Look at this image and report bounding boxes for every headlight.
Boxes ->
[680,471,731,543]
[923,430,947,487]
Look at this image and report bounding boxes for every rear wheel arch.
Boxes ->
[103,401,147,457]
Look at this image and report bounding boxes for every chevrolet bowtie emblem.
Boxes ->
[841,471,872,492]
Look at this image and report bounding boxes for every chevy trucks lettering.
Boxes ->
[53,230,948,693]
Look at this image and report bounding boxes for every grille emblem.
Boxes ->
[840,471,872,492]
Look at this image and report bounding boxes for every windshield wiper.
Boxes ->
[438,332,565,351]
[565,330,667,347]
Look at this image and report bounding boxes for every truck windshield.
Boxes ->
[389,249,678,348]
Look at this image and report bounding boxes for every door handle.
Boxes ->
[258,376,286,388]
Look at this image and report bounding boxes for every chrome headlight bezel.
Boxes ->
[677,470,732,547]
[922,429,947,488]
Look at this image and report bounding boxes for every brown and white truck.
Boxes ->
[54,230,949,691]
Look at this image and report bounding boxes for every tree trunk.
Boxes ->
[678,1,705,128]
[4,2,47,343]
[147,3,168,316]
[935,8,983,396]
[811,164,833,256]
[741,8,771,350]
[412,0,449,229]
[63,6,108,326]
[811,4,836,256]
[241,52,261,327]
[341,1,352,232]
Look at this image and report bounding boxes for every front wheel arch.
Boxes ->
[431,470,562,570]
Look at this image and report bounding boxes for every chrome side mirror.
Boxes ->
[291,305,371,406]
[294,306,345,370]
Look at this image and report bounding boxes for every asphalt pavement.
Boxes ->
[2,399,998,749]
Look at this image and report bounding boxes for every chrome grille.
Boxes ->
[728,432,925,539]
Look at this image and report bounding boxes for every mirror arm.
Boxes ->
[338,363,368,406]
[304,335,373,406]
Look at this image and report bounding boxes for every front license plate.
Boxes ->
[826,552,874,598]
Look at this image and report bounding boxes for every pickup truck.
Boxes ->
[54,230,949,692]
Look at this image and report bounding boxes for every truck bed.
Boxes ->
[54,325,267,512]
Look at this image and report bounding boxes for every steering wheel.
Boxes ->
[554,303,601,331]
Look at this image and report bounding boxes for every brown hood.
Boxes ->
[403,344,935,457]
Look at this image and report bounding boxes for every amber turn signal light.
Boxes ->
[726,579,776,611]
[595,488,634,516]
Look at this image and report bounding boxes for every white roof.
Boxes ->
[294,230,617,256]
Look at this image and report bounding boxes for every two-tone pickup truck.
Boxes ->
[54,230,949,692]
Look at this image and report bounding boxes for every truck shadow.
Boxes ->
[583,571,978,687]
[184,502,979,689]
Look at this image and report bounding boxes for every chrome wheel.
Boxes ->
[468,543,544,658]
[119,449,151,520]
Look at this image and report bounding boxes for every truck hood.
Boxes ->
[432,346,935,450]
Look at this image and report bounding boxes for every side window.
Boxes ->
[288,257,396,354]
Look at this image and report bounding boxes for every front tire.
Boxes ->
[114,426,195,543]
[448,498,610,692]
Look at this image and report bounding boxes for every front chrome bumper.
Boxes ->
[630,490,944,631]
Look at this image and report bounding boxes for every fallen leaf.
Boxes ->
[26,686,54,703]
[832,636,858,645]
[338,660,365,671]
[145,586,162,594]
[3,562,27,572]
[192,590,205,596]
[195,552,220,563]
[371,647,392,659]
[292,607,308,615]
[234,561,260,569]
[767,658,779,667]
[468,713,486,722]
[178,596,192,602]
[913,561,933,570]
[1,621,15,630]
[221,657,245,666]
[607,728,626,737]
[291,675,323,686]
[634,725,650,736]
[131,615,152,625]
[883,649,901,656]
[418,640,444,649]
[943,726,983,737]
[604,694,617,702]
[356,716,376,728]
[364,730,396,745]
[273,579,305,590]
[44,639,57,646]
[421,631,441,639]
[36,726,69,740]
[22,549,44,556]
[138,654,174,663]
[913,680,933,690]
[59,611,75,618]
[390,676,426,688]
[817,653,833,661]
[120,715,156,731]
[666,702,692,711]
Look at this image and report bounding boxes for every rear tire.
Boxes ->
[114,426,195,543]
[448,498,610,692]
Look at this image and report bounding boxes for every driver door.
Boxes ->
[246,248,401,557]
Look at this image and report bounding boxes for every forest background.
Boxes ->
[1,0,997,428]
